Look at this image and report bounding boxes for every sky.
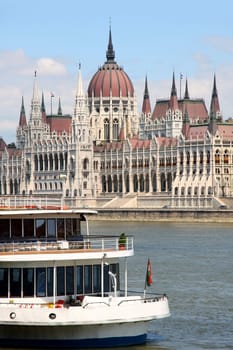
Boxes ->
[1,0,233,143]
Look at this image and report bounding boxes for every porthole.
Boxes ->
[104,107,109,112]
[10,312,16,319]
[49,313,56,320]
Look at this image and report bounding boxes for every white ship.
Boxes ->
[0,203,170,348]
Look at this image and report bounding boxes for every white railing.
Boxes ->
[0,236,134,253]
[0,196,64,209]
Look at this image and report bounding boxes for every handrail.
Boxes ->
[117,294,168,306]
[0,236,134,253]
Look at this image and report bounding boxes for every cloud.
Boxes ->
[36,58,67,75]
[0,49,72,142]
[206,36,233,54]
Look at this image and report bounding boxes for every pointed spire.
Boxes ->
[169,72,179,110]
[30,70,41,122]
[32,70,40,103]
[210,74,220,115]
[171,72,177,96]
[57,97,62,116]
[76,62,84,97]
[106,26,115,63]
[41,92,45,113]
[41,92,47,123]
[184,77,190,99]
[142,75,151,114]
[19,96,27,127]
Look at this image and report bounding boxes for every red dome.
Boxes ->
[88,63,134,98]
[88,29,134,98]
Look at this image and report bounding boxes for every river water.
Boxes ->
[3,220,233,350]
[90,220,233,350]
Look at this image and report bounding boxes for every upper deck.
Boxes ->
[0,235,134,262]
[0,207,134,262]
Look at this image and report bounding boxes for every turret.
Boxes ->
[16,96,27,149]
[142,76,151,115]
[19,96,27,128]
[184,78,190,100]
[57,97,62,116]
[41,92,47,123]
[106,26,115,63]
[210,74,221,117]
[30,71,41,122]
[169,72,179,110]
[209,75,221,135]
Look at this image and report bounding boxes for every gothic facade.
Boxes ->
[1,29,233,209]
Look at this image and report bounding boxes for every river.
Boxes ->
[89,220,233,350]
[2,220,232,350]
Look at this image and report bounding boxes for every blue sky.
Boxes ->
[1,0,233,142]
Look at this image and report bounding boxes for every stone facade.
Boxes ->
[0,30,233,209]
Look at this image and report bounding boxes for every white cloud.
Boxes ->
[36,58,67,75]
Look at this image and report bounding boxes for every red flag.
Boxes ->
[146,258,152,286]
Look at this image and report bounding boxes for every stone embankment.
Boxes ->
[89,208,233,223]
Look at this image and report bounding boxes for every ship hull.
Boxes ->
[0,323,147,348]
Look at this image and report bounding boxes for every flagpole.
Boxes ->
[50,93,54,115]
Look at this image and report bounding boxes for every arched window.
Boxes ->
[44,154,48,170]
[54,154,59,170]
[34,155,38,171]
[83,158,89,170]
[215,150,220,164]
[39,154,43,171]
[49,154,53,170]
[60,153,64,170]
[224,150,229,164]
[104,119,110,141]
[113,118,119,140]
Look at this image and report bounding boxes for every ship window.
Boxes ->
[0,219,10,239]
[23,219,35,237]
[57,267,65,296]
[0,268,8,297]
[84,265,92,294]
[11,219,22,238]
[10,268,21,297]
[47,267,54,297]
[36,268,46,297]
[36,219,46,238]
[66,266,74,295]
[47,219,56,238]
[65,219,72,238]
[57,218,65,239]
[23,268,34,297]
[93,265,101,293]
[76,265,83,295]
[104,264,110,293]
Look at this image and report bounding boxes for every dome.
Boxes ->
[88,30,134,98]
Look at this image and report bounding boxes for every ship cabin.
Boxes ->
[0,209,134,304]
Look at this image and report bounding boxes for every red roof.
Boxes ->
[152,99,209,122]
[88,63,134,98]
[46,115,72,134]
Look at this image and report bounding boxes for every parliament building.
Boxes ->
[1,29,233,209]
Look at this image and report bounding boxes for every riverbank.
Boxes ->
[89,208,233,223]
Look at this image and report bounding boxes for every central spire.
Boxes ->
[106,26,115,62]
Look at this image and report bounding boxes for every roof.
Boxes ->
[88,29,134,98]
[152,98,209,122]
[46,115,72,134]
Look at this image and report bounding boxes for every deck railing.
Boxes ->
[0,236,134,253]
[0,196,64,209]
